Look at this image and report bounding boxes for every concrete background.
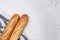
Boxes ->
[0,0,60,40]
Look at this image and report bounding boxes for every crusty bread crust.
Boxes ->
[9,14,28,40]
[1,14,20,40]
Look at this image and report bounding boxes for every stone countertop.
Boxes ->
[0,0,60,40]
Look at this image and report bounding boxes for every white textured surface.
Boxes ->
[0,0,60,40]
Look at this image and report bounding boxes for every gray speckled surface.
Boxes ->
[0,0,60,40]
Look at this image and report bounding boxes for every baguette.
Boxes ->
[0,37,2,40]
[9,14,28,40]
[1,14,20,40]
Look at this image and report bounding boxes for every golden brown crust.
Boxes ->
[9,14,28,40]
[0,37,2,40]
[1,14,20,40]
